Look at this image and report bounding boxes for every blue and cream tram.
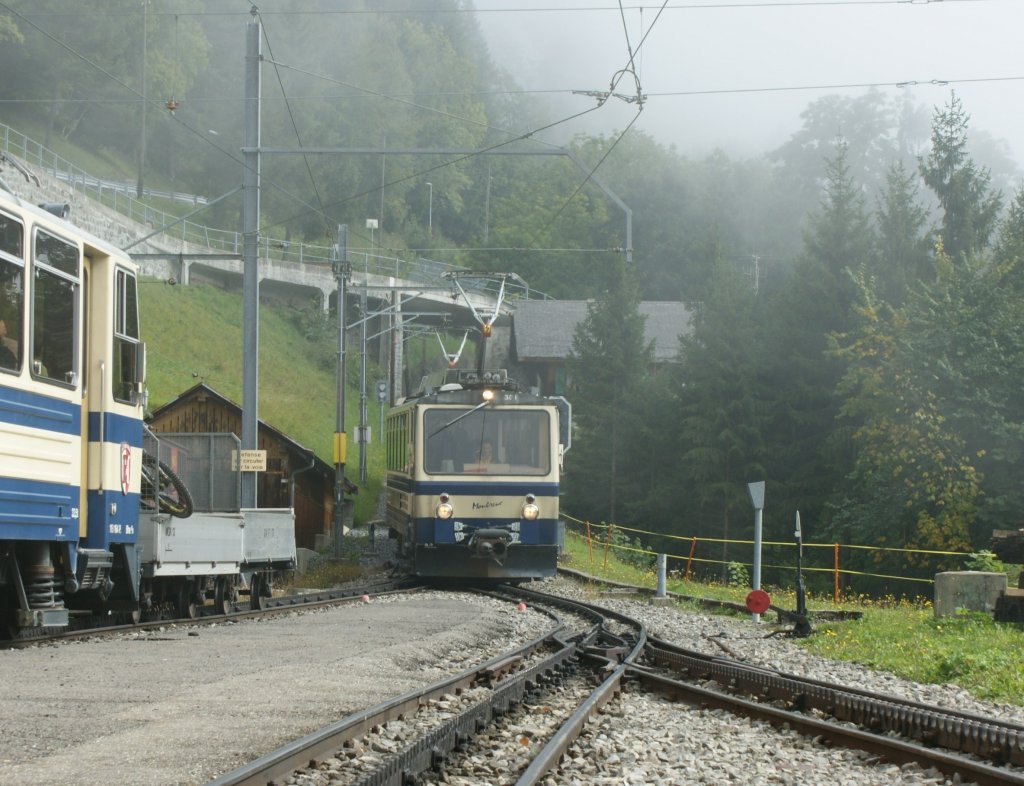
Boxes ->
[0,188,145,635]
[385,370,570,580]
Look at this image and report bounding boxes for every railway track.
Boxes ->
[0,577,419,649]
[206,587,615,786]
[206,584,1024,786]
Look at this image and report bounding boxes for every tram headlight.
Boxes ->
[436,492,454,520]
[522,493,539,521]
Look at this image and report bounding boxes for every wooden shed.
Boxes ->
[145,382,356,550]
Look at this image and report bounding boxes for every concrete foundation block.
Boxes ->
[295,547,323,574]
[933,571,1007,618]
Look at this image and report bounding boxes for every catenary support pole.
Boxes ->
[241,10,261,508]
[333,225,349,557]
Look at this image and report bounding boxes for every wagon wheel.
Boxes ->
[214,576,237,615]
[249,572,268,610]
[177,583,199,620]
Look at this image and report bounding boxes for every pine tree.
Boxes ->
[565,256,651,524]
[919,93,1002,262]
[993,187,1024,291]
[671,259,767,578]
[761,141,875,532]
[873,161,932,305]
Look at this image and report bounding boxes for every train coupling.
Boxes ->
[75,548,114,598]
[469,528,512,562]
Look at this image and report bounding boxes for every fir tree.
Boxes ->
[565,256,652,524]
[919,93,1002,262]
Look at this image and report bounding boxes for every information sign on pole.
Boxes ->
[232,449,267,472]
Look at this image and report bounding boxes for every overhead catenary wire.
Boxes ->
[255,9,329,232]
[9,1,991,18]
[261,101,609,236]
[6,73,1024,106]
[532,0,670,241]
[533,108,644,243]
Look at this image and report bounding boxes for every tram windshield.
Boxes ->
[423,407,551,476]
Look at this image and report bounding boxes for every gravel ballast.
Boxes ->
[2,577,1021,786]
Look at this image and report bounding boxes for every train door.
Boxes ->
[81,256,145,546]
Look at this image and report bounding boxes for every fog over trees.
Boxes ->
[3,1,1023,586]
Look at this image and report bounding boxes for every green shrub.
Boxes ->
[965,550,1021,586]
[727,561,750,588]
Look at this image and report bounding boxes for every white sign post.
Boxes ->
[747,481,766,622]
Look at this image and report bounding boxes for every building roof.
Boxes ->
[512,300,692,362]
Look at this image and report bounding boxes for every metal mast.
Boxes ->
[241,9,261,507]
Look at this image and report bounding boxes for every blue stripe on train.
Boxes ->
[87,411,144,447]
[0,385,80,433]
[0,386,142,444]
[0,475,79,540]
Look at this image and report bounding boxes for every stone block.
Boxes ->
[295,547,323,574]
[933,571,1007,618]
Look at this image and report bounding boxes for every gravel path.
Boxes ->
[0,592,552,786]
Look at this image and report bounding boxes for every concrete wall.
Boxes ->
[933,571,1007,617]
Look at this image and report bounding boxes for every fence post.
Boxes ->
[685,536,697,580]
[585,521,593,566]
[834,542,840,603]
[603,523,612,569]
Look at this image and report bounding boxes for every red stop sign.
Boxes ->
[746,589,771,614]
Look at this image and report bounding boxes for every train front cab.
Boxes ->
[0,198,145,634]
[386,385,565,581]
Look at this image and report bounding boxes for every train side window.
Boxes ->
[31,229,80,387]
[113,267,141,403]
[385,410,410,473]
[0,211,25,373]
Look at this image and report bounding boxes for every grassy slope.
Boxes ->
[562,532,1024,705]
[138,278,384,519]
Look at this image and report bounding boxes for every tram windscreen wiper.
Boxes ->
[428,400,490,438]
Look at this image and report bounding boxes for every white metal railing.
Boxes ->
[51,170,207,206]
